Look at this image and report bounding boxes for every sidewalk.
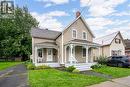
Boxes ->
[88,76,130,87]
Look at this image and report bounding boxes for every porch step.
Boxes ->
[35,63,60,67]
[65,63,96,71]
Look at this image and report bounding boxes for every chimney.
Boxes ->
[76,11,81,18]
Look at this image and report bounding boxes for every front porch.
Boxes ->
[64,39,100,71]
[33,42,60,67]
[64,39,100,64]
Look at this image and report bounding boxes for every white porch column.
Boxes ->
[86,46,88,63]
[70,44,73,64]
[35,46,38,65]
[65,46,67,63]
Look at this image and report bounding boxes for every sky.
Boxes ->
[15,0,130,39]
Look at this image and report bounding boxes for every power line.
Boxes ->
[80,0,91,16]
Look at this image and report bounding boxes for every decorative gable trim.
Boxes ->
[60,16,95,38]
[110,31,126,46]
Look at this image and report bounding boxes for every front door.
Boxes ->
[47,48,53,61]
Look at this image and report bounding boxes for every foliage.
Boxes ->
[29,69,106,87]
[0,6,39,60]
[36,65,51,70]
[72,69,80,73]
[65,66,76,72]
[97,56,108,65]
[91,64,103,69]
[24,60,32,66]
[27,63,36,70]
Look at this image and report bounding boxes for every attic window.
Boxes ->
[82,32,87,40]
[115,38,121,44]
[72,29,77,38]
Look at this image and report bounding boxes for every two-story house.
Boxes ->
[31,11,100,71]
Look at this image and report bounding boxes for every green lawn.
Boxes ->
[93,65,130,78]
[0,62,21,70]
[29,69,106,87]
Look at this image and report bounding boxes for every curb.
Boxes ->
[0,70,14,78]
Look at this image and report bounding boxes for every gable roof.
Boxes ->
[94,31,120,46]
[124,39,130,49]
[31,28,61,40]
[62,15,95,38]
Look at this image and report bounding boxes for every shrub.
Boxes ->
[91,64,102,69]
[97,56,108,65]
[24,60,32,66]
[72,69,80,73]
[65,66,76,72]
[27,63,36,70]
[36,65,51,70]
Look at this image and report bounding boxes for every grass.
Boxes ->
[0,62,21,70]
[29,69,106,87]
[93,65,130,78]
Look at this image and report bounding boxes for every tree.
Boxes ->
[0,6,39,61]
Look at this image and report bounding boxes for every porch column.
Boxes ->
[70,44,73,64]
[86,46,88,63]
[65,46,67,63]
[35,46,38,65]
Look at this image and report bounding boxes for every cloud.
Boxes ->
[86,17,114,30]
[31,11,69,31]
[36,0,69,4]
[80,0,126,17]
[105,24,130,39]
[112,11,130,16]
[44,3,52,7]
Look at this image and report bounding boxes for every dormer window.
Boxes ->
[72,29,77,38]
[82,32,87,40]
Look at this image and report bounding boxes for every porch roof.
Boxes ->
[35,42,58,49]
[65,39,101,47]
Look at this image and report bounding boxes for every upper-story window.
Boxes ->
[115,38,121,44]
[72,29,77,38]
[82,32,87,40]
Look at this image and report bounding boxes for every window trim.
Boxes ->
[82,31,87,40]
[82,47,86,58]
[72,29,77,39]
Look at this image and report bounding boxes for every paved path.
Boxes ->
[88,76,130,87]
[80,70,112,79]
[0,64,28,87]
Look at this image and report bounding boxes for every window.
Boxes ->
[111,50,122,56]
[72,29,77,38]
[82,32,87,39]
[38,49,42,57]
[82,47,86,57]
[115,38,121,44]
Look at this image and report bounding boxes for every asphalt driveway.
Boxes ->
[0,64,28,87]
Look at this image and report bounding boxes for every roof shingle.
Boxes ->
[31,28,61,40]
[94,31,119,46]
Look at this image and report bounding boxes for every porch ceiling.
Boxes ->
[65,39,101,47]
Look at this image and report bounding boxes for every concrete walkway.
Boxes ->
[88,76,130,87]
[0,64,28,87]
